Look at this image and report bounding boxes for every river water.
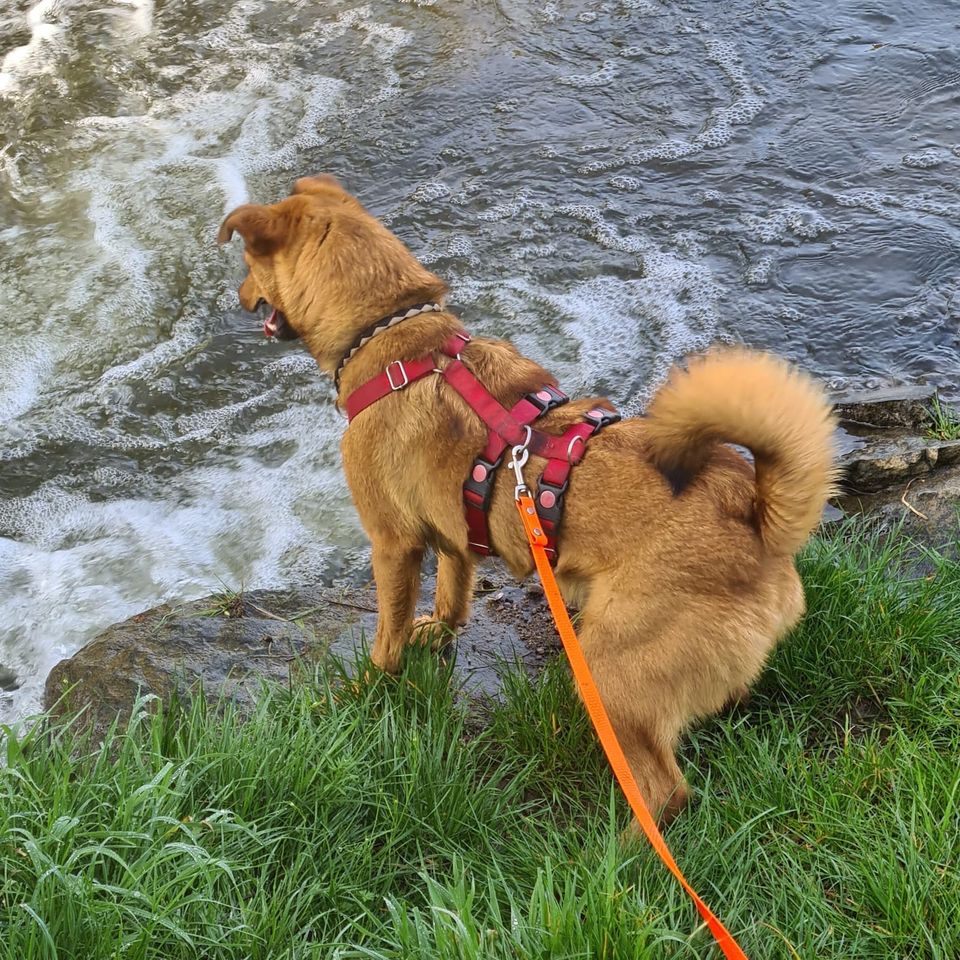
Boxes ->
[1,0,958,721]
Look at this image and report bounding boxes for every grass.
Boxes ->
[1,523,959,959]
[924,394,960,441]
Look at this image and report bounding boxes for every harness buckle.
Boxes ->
[386,360,410,391]
[527,384,569,414]
[463,454,503,510]
[584,407,621,429]
[535,478,568,523]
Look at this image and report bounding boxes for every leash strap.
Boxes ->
[514,492,749,960]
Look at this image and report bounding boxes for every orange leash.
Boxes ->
[514,490,749,960]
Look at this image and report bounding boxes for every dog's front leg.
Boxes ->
[412,551,476,648]
[434,551,476,626]
[370,539,424,673]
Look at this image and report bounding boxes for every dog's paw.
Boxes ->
[723,684,752,711]
[620,782,692,844]
[370,645,403,675]
[410,615,457,651]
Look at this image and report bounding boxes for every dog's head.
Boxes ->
[217,175,447,371]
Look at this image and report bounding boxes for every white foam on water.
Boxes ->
[107,0,154,38]
[462,194,726,410]
[0,0,67,97]
[216,160,250,211]
[0,342,55,424]
[1,1,351,412]
[740,205,837,243]
[558,59,618,88]
[0,1,419,719]
[745,254,776,286]
[457,258,722,419]
[901,147,949,169]
[343,11,413,103]
[609,175,644,191]
[459,269,722,418]
[833,186,960,221]
[577,30,765,173]
[97,318,211,387]
[410,180,451,203]
[0,397,365,723]
[554,202,647,254]
[618,0,660,11]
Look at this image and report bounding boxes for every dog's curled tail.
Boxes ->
[644,348,837,557]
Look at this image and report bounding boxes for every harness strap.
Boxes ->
[441,360,592,464]
[441,360,531,447]
[342,327,619,563]
[464,386,569,556]
[535,406,621,561]
[344,332,469,422]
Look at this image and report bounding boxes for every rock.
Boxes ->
[44,572,557,737]
[828,384,960,547]
[836,463,960,548]
[820,503,845,525]
[937,439,960,467]
[832,383,960,494]
[838,434,939,492]
[0,664,19,692]
[832,385,937,431]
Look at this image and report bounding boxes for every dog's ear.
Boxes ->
[293,174,345,196]
[217,204,288,256]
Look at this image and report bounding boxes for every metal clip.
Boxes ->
[507,425,533,500]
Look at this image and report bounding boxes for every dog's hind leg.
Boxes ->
[575,601,691,826]
[610,713,690,828]
[370,539,425,673]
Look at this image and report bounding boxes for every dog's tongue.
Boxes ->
[264,309,279,338]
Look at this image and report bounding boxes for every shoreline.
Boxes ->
[28,384,960,729]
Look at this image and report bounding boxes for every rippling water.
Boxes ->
[1,0,958,720]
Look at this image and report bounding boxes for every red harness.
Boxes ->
[343,331,620,563]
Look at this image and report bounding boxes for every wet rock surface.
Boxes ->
[44,572,557,735]
[837,466,960,541]
[44,384,959,729]
[0,664,19,693]
[833,386,960,543]
[838,433,960,493]
[832,385,936,431]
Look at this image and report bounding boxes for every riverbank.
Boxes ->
[33,385,960,728]
[2,522,959,959]
[5,0,960,732]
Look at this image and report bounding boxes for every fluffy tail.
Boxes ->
[644,348,837,556]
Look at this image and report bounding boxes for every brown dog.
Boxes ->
[219,175,836,823]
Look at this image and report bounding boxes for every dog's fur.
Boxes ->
[219,175,837,824]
